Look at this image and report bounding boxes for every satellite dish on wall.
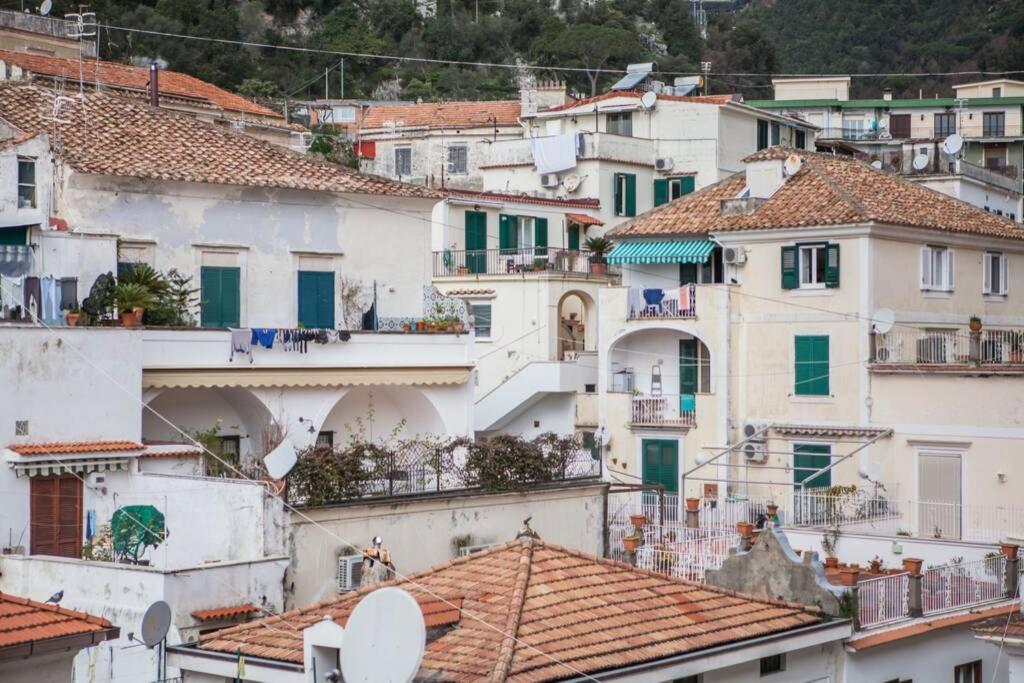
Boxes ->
[912,153,929,171]
[695,451,712,466]
[141,601,172,648]
[640,91,658,110]
[562,173,582,193]
[264,439,298,480]
[341,588,426,683]
[872,308,895,334]
[783,154,802,176]
[38,0,52,15]
[941,133,963,156]
[870,160,883,170]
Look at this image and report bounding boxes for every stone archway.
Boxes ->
[318,386,448,443]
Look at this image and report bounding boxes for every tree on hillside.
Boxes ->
[547,23,642,96]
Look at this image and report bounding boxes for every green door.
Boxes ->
[679,339,697,413]
[200,266,240,329]
[465,211,487,274]
[297,271,335,329]
[642,439,679,493]
[794,444,831,488]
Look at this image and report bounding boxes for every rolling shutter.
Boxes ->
[781,246,798,290]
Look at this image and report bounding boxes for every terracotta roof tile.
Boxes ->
[0,49,280,119]
[0,84,439,199]
[0,592,118,650]
[444,288,496,296]
[191,604,261,622]
[608,147,1024,241]
[852,601,1018,650]
[362,100,521,130]
[141,443,205,459]
[566,212,604,226]
[541,90,738,114]
[973,609,1024,641]
[445,188,600,209]
[8,440,143,455]
[194,539,826,680]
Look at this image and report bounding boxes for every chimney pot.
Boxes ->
[149,63,159,108]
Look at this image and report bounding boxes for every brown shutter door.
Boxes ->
[30,476,59,555]
[56,475,83,558]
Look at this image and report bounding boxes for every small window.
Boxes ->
[794,335,829,396]
[668,176,694,200]
[920,245,954,291]
[770,122,780,146]
[394,146,412,176]
[447,144,468,175]
[216,435,241,466]
[17,157,36,209]
[516,217,535,250]
[954,660,981,683]
[606,112,632,137]
[759,653,785,676]
[757,120,769,149]
[470,303,492,338]
[983,112,1005,137]
[984,251,1008,295]
[934,112,956,137]
[993,87,1002,97]
[799,244,827,288]
[316,431,334,448]
[794,129,806,149]
[671,676,700,683]
[784,243,839,289]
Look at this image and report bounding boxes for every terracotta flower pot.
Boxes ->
[839,567,860,587]
[66,312,80,327]
[401,323,411,333]
[685,497,700,512]
[870,560,882,574]
[1000,543,1019,560]
[824,556,839,569]
[902,557,923,575]
[622,536,641,553]
[120,310,140,327]
[736,521,754,538]
[415,321,426,332]
[969,318,983,332]
[454,322,465,334]
[590,261,607,276]
[629,514,647,529]
[766,504,779,516]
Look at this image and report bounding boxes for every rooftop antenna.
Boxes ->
[340,588,425,682]
[140,600,172,683]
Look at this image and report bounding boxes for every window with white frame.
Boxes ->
[394,146,412,176]
[447,144,468,175]
[921,245,954,291]
[799,243,827,288]
[469,302,492,338]
[983,251,1008,295]
[517,217,534,249]
[17,157,35,209]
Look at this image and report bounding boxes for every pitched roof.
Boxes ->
[191,604,261,622]
[7,440,144,455]
[0,592,119,653]
[192,538,826,681]
[566,212,604,226]
[541,90,738,114]
[444,188,600,209]
[0,49,280,119]
[608,147,1024,240]
[0,84,439,198]
[973,608,1024,642]
[362,100,521,130]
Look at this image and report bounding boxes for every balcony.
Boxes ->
[433,247,608,278]
[626,284,697,320]
[482,132,654,168]
[871,328,1024,369]
[630,394,696,429]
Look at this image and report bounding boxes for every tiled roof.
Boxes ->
[0,592,118,651]
[770,424,891,438]
[0,84,439,199]
[566,212,604,226]
[444,288,496,296]
[0,49,280,119]
[194,538,825,680]
[540,90,738,114]
[608,147,1024,240]
[362,100,521,130]
[445,188,600,209]
[851,601,1018,651]
[0,131,39,151]
[191,604,261,622]
[973,608,1024,642]
[141,443,205,459]
[7,440,144,455]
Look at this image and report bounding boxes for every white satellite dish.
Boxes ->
[912,153,929,171]
[38,0,52,15]
[870,160,883,170]
[695,451,712,466]
[263,439,297,480]
[562,173,582,193]
[140,601,172,648]
[341,587,426,683]
[872,308,895,334]
[640,91,658,110]
[783,154,802,176]
[941,133,963,156]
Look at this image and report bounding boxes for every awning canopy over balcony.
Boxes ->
[607,239,714,265]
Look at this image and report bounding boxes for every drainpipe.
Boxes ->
[148,63,159,108]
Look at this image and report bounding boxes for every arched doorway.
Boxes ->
[557,289,596,359]
[319,386,448,444]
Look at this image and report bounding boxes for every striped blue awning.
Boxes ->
[607,240,715,264]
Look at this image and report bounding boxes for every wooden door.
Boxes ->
[30,474,83,558]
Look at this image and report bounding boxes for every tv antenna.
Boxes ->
[340,587,426,682]
[141,600,172,682]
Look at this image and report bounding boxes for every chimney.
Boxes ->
[883,88,893,101]
[745,158,786,199]
[148,63,159,107]
[535,79,569,110]
[519,69,537,118]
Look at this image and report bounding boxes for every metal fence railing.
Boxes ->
[857,572,910,628]
[433,248,604,277]
[626,284,697,319]
[922,555,1006,616]
[630,395,697,428]
[873,328,1024,365]
[791,490,904,533]
[634,527,739,582]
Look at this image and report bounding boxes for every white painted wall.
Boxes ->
[0,134,50,228]
[1,651,77,683]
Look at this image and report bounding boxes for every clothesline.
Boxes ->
[0,274,77,323]
[229,326,352,362]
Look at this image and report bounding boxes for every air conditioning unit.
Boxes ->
[742,442,768,464]
[723,246,748,265]
[655,157,674,171]
[457,543,495,557]
[540,173,560,188]
[337,553,363,592]
[742,421,768,442]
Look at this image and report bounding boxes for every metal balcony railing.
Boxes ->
[630,394,696,428]
[626,284,697,319]
[433,247,608,277]
[872,328,1024,366]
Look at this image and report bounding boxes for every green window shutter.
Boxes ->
[534,217,548,256]
[757,120,769,150]
[201,266,240,329]
[680,176,695,195]
[653,178,669,207]
[794,444,832,488]
[795,335,829,396]
[567,224,580,251]
[679,338,697,395]
[825,242,840,288]
[781,245,798,289]
[625,173,637,216]
[0,226,28,246]
[499,214,517,254]
[679,261,698,284]
[298,271,335,328]
[613,174,623,216]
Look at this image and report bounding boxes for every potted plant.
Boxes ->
[401,322,411,333]
[65,306,81,327]
[415,320,426,332]
[585,237,613,275]
[114,282,154,327]
[869,556,883,573]
[685,497,700,512]
[1000,542,1019,560]
[622,534,642,554]
[629,513,647,529]
[453,319,465,334]
[902,557,923,575]
[969,315,982,332]
[456,265,469,276]
[839,565,860,586]
[736,521,754,539]
[824,556,840,569]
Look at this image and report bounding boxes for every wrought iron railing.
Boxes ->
[433,247,606,277]
[630,394,696,428]
[873,328,1024,366]
[858,572,910,628]
[922,555,1006,615]
[626,284,697,319]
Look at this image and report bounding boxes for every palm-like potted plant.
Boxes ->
[65,306,81,327]
[585,236,613,275]
[114,282,155,327]
[969,315,982,332]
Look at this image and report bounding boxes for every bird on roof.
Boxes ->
[44,590,63,604]
[517,516,540,540]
